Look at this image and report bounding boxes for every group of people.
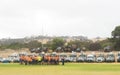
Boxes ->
[43,55,59,65]
[19,54,60,65]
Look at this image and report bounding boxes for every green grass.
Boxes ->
[0,63,120,75]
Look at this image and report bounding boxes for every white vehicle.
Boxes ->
[117,52,120,62]
[19,52,27,56]
[51,52,57,56]
[96,54,105,62]
[86,54,96,62]
[76,53,87,62]
[59,53,67,62]
[106,52,115,62]
[65,55,71,62]
[8,53,20,63]
[1,57,10,63]
[69,54,77,62]
[8,56,20,63]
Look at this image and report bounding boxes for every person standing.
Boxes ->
[61,57,65,65]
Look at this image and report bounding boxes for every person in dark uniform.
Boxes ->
[61,57,65,65]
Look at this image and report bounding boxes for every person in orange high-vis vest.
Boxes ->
[24,56,28,65]
[28,56,32,64]
[32,56,38,64]
[43,55,47,65]
[31,56,35,64]
[55,55,59,64]
[48,55,51,64]
[20,55,25,64]
[51,56,55,64]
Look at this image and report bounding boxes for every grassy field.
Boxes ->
[0,63,120,75]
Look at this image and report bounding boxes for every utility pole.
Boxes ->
[41,25,44,51]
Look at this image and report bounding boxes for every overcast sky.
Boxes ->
[0,0,120,39]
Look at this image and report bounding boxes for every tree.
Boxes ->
[51,38,65,50]
[112,26,120,38]
[111,25,120,50]
[5,42,24,49]
[25,40,42,49]
[99,39,113,50]
[88,42,102,51]
[67,40,91,51]
[67,40,81,51]
[44,41,52,49]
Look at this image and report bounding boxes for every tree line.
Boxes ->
[0,25,120,51]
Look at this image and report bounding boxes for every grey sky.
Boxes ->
[0,0,120,39]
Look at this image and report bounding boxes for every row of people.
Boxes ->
[20,55,59,65]
[43,55,59,65]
